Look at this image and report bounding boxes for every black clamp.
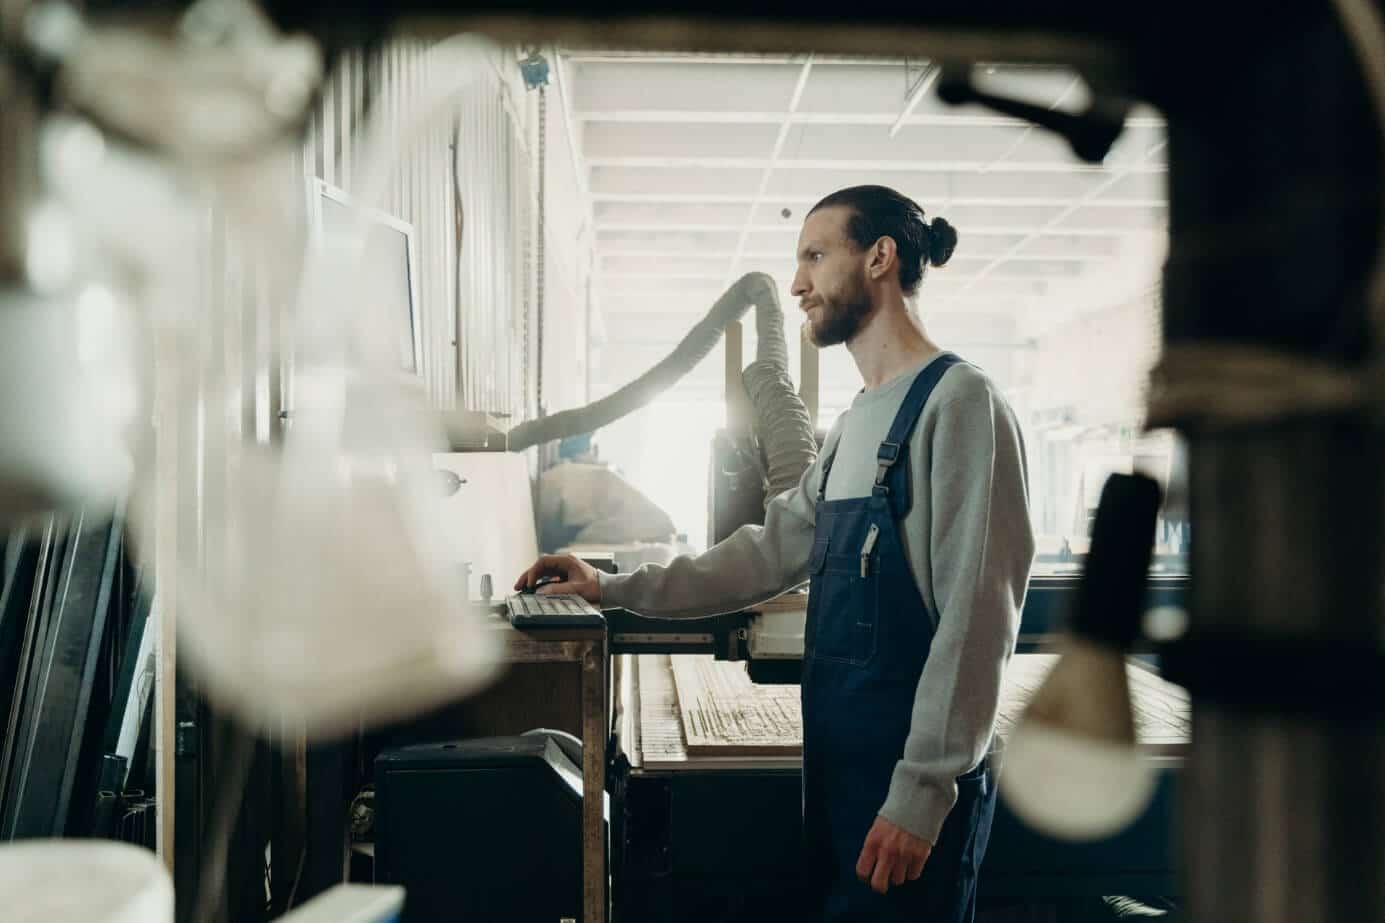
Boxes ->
[1160,631,1385,720]
[935,62,1131,165]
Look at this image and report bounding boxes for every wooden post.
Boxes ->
[724,319,748,434]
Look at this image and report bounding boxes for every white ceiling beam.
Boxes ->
[600,307,1011,321]
[724,57,816,287]
[597,236,1124,259]
[594,222,1162,237]
[601,270,1074,282]
[604,273,776,282]
[584,156,1167,174]
[599,248,1115,262]
[591,192,1166,208]
[582,121,1165,177]
[595,298,1020,314]
[590,164,1167,201]
[574,109,1166,129]
[596,222,791,232]
[600,276,1052,291]
[593,201,1162,231]
[572,60,811,112]
[561,51,867,65]
[600,337,1032,351]
[595,296,1017,314]
[595,281,1023,294]
[595,193,781,204]
[943,140,1170,306]
[601,249,769,259]
[562,53,1092,81]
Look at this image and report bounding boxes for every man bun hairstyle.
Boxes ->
[808,185,959,296]
[927,216,958,268]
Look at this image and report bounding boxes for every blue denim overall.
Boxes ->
[801,354,997,922]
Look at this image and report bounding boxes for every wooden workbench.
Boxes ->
[632,652,1189,769]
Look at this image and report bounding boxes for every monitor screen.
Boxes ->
[318,186,420,376]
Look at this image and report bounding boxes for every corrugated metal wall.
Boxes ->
[301,40,535,416]
[154,37,546,879]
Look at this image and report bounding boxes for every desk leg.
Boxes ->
[582,641,608,923]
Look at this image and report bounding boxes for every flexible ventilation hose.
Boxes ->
[506,269,818,514]
[507,271,780,452]
[739,260,817,504]
[743,360,817,506]
[749,271,790,370]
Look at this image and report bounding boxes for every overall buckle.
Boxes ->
[875,441,902,487]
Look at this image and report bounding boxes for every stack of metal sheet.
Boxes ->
[0,510,153,842]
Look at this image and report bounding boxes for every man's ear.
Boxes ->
[868,236,898,281]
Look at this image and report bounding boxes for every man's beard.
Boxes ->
[806,274,872,347]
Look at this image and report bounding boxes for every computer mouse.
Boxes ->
[521,576,562,594]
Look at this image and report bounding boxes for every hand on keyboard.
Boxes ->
[505,588,604,628]
[514,554,602,605]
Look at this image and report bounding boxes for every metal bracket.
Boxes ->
[936,62,1130,164]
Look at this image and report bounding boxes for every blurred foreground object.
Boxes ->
[0,839,173,923]
[144,34,510,737]
[1001,473,1162,840]
[0,0,322,522]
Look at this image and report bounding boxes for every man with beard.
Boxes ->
[516,185,1034,922]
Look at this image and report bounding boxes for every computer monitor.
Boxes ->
[308,178,423,378]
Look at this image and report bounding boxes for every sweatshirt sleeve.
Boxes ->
[877,382,1035,842]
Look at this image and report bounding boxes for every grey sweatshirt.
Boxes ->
[598,353,1035,842]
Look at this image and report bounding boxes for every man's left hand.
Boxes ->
[855,815,932,894]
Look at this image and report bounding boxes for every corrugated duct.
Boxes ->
[506,270,817,503]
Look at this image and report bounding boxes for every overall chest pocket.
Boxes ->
[805,532,880,667]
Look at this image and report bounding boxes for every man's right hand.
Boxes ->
[514,554,603,605]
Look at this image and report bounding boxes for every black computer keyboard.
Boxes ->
[505,593,605,629]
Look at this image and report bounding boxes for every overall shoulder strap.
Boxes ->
[816,429,843,502]
[873,353,964,514]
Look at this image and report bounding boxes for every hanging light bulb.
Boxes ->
[1000,472,1163,841]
